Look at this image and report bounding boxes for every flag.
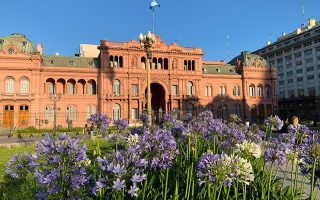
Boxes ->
[150,0,160,10]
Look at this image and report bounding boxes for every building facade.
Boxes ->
[253,18,320,121]
[0,33,276,129]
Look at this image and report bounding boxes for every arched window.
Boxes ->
[66,105,77,121]
[233,86,240,96]
[67,79,76,95]
[152,57,157,69]
[86,105,97,119]
[5,77,15,95]
[188,60,192,71]
[109,55,114,68]
[257,85,263,97]
[119,56,123,67]
[205,86,212,96]
[113,80,120,95]
[114,56,118,68]
[113,104,121,120]
[87,80,96,95]
[45,106,54,122]
[184,60,187,70]
[187,103,194,114]
[141,57,146,69]
[219,85,226,95]
[265,84,271,97]
[249,84,255,97]
[187,81,194,95]
[164,58,168,70]
[20,77,29,95]
[250,104,257,119]
[192,60,195,71]
[157,58,162,69]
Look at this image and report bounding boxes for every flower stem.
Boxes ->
[280,163,289,191]
[310,159,317,200]
[299,175,306,200]
[267,163,274,200]
[164,168,169,200]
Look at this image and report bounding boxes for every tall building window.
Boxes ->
[298,89,304,97]
[308,87,315,96]
[265,84,271,97]
[113,80,120,95]
[131,84,138,96]
[187,82,194,95]
[45,106,54,122]
[257,85,263,97]
[20,77,29,95]
[219,86,226,95]
[66,105,77,121]
[172,85,178,95]
[113,104,121,120]
[5,77,15,95]
[233,86,240,96]
[86,105,97,119]
[68,83,75,95]
[205,86,212,96]
[249,84,255,97]
[131,108,139,120]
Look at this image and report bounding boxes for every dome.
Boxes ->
[228,51,270,67]
[0,33,36,54]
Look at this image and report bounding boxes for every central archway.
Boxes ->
[145,83,166,113]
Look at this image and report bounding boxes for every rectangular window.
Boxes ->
[279,80,284,85]
[294,52,301,58]
[296,69,303,74]
[288,79,293,84]
[298,89,304,97]
[286,63,292,68]
[172,85,178,95]
[308,87,315,96]
[45,106,54,122]
[307,66,314,72]
[297,77,303,82]
[288,90,295,97]
[279,91,285,98]
[66,106,77,121]
[306,58,313,63]
[285,55,292,62]
[131,84,138,96]
[287,71,293,76]
[278,73,284,78]
[296,61,302,66]
[131,108,139,120]
[316,46,320,52]
[277,58,283,64]
[307,75,314,80]
[278,66,283,71]
[304,49,313,55]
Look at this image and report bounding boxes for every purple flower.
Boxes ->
[114,119,129,131]
[128,185,139,197]
[6,152,38,179]
[137,129,178,169]
[265,115,284,131]
[112,178,125,191]
[263,139,287,165]
[34,133,89,199]
[87,113,110,130]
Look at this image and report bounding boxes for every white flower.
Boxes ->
[236,157,255,185]
[236,140,262,159]
[127,134,139,146]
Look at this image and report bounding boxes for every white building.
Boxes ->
[253,18,320,120]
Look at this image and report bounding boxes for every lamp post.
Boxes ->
[139,31,156,126]
[50,93,61,135]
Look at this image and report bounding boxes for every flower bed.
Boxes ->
[2,112,320,199]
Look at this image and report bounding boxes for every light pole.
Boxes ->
[139,31,156,126]
[50,93,61,135]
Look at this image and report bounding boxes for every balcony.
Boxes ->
[0,93,35,101]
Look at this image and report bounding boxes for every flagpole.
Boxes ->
[152,8,155,33]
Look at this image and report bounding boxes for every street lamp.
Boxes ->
[49,93,61,135]
[139,31,156,126]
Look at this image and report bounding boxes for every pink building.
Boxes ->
[0,33,276,129]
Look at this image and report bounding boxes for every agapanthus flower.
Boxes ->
[114,119,129,131]
[127,133,139,146]
[263,139,287,165]
[137,128,178,169]
[87,113,110,130]
[6,152,38,179]
[230,114,241,123]
[94,147,147,197]
[264,115,284,131]
[236,140,262,158]
[196,152,254,187]
[162,113,185,137]
[34,133,89,199]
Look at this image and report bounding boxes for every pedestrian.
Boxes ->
[288,116,300,132]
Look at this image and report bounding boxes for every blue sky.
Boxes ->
[1,0,320,61]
